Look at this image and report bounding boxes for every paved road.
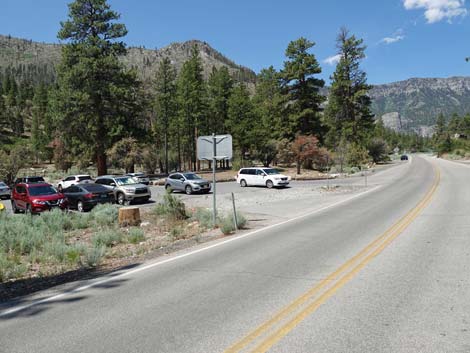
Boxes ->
[2,155,469,352]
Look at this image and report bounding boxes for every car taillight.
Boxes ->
[84,193,93,199]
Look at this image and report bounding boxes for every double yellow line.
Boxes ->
[224,164,440,353]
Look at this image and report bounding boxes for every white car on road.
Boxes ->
[57,175,93,192]
[236,167,290,188]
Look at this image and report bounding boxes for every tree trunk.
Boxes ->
[164,133,169,174]
[97,152,107,176]
[296,158,301,175]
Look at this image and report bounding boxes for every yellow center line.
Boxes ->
[223,164,440,353]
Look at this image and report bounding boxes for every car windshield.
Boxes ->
[263,169,280,175]
[29,185,57,196]
[115,177,137,186]
[78,176,92,181]
[184,173,202,180]
[0,182,6,187]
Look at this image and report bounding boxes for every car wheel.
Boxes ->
[240,179,247,187]
[266,180,274,189]
[165,184,172,193]
[117,193,126,205]
[77,201,85,212]
[11,200,19,214]
[185,185,192,195]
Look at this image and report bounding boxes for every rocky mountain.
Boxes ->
[0,34,256,86]
[2,34,470,134]
[370,77,470,131]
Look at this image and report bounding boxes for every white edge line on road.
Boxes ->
[0,184,382,318]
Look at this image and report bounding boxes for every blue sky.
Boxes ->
[0,0,469,84]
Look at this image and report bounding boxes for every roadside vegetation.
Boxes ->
[0,194,246,283]
[432,113,470,158]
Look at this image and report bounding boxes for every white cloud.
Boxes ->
[380,35,405,44]
[403,0,467,23]
[323,54,341,66]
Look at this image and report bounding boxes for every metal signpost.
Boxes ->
[197,134,233,226]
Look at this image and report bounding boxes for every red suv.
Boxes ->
[11,183,68,214]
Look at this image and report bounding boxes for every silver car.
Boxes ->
[165,172,211,195]
[125,172,150,185]
[95,175,151,205]
[0,181,11,199]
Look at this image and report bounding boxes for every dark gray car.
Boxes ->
[165,172,211,195]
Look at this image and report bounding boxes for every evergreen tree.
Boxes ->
[280,37,325,139]
[226,84,255,164]
[207,66,233,135]
[31,84,48,162]
[176,45,206,171]
[325,28,374,148]
[154,57,177,174]
[54,0,142,175]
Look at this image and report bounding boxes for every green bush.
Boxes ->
[92,229,124,247]
[220,216,236,235]
[154,192,187,220]
[83,245,106,268]
[91,204,119,228]
[127,227,145,244]
[191,208,214,229]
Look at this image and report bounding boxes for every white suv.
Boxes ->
[57,175,93,192]
[236,168,290,188]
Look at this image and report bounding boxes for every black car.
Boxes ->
[63,183,114,212]
[400,155,409,161]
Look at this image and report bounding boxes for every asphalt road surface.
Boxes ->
[1,155,469,353]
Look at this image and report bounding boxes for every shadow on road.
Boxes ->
[0,263,140,320]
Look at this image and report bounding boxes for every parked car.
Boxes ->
[95,175,151,205]
[125,172,150,185]
[0,181,11,199]
[63,183,114,212]
[11,183,67,214]
[165,172,211,195]
[57,174,93,192]
[400,155,409,161]
[236,167,290,188]
[13,176,45,185]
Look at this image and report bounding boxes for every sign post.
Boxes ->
[197,134,232,227]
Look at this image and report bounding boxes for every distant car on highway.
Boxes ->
[165,172,211,195]
[63,183,114,212]
[237,167,290,188]
[0,181,11,199]
[400,155,409,161]
[125,172,150,185]
[11,183,67,214]
[57,175,93,192]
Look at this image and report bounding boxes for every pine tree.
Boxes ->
[31,84,48,162]
[154,57,177,174]
[176,45,206,171]
[54,0,142,175]
[226,84,255,164]
[280,37,325,139]
[325,28,374,148]
[207,66,233,135]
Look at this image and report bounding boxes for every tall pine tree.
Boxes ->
[280,38,325,140]
[154,57,177,174]
[325,28,374,148]
[55,0,142,175]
